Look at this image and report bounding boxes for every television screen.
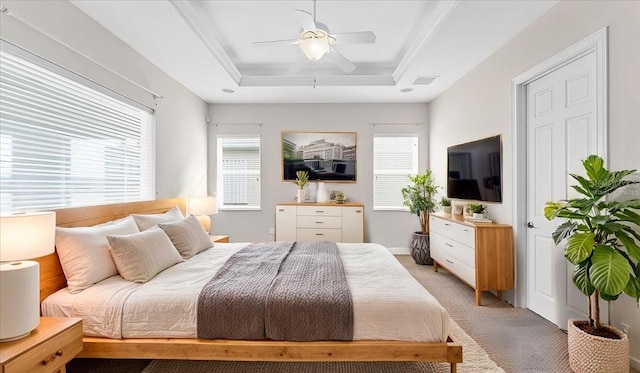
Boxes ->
[447,135,502,203]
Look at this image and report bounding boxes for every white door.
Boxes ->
[526,51,607,328]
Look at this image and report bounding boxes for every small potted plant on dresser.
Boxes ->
[401,170,440,265]
[467,203,486,219]
[441,197,452,214]
[295,170,308,203]
[545,155,639,373]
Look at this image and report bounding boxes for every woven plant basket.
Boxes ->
[567,319,629,373]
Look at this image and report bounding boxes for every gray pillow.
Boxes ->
[158,215,213,259]
[132,206,184,231]
[107,228,183,283]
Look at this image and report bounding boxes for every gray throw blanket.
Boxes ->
[197,241,353,341]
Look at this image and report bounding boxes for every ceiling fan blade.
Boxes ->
[294,9,316,32]
[252,39,299,47]
[331,31,376,44]
[327,46,356,74]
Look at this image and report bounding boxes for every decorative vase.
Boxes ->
[316,182,330,203]
[297,189,306,203]
[567,319,629,373]
[411,232,433,265]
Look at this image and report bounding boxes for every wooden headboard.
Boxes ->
[35,198,186,304]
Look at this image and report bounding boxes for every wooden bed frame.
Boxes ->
[36,199,462,372]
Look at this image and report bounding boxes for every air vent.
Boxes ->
[412,76,438,85]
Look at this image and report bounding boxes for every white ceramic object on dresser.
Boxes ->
[275,203,364,243]
[297,189,306,203]
[430,214,514,306]
[316,182,330,203]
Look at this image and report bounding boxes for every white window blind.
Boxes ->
[373,134,419,210]
[0,48,155,212]
[216,136,261,210]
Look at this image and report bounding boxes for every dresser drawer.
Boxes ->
[435,251,476,288]
[431,216,475,247]
[431,232,475,268]
[4,321,82,373]
[297,206,342,217]
[297,215,342,229]
[297,228,342,242]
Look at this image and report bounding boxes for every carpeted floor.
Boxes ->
[67,254,635,373]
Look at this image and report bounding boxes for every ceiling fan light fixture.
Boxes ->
[299,31,330,61]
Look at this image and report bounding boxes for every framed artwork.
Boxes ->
[282,131,357,182]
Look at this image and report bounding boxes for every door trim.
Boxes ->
[511,27,608,308]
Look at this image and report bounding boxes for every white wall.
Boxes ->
[428,0,640,364]
[208,103,429,248]
[0,0,209,198]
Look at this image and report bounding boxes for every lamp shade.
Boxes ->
[300,36,329,61]
[0,211,56,261]
[187,196,218,216]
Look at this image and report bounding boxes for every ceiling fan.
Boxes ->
[252,1,376,73]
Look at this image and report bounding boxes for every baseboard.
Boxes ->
[387,247,411,255]
[631,355,640,370]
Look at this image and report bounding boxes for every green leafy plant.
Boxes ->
[295,170,309,190]
[468,203,485,214]
[401,170,440,234]
[441,197,451,207]
[544,155,640,331]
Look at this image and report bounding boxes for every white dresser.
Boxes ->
[430,213,514,306]
[275,202,364,243]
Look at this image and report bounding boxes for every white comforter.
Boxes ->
[42,243,449,342]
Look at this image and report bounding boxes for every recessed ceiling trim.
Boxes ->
[169,0,242,84]
[240,75,396,87]
[392,0,459,83]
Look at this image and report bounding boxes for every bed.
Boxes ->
[36,199,462,372]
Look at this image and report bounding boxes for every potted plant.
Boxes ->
[468,203,486,219]
[441,197,452,214]
[401,170,440,265]
[544,155,639,373]
[295,170,309,203]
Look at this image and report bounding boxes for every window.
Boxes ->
[0,45,155,212]
[373,134,419,210]
[216,136,261,210]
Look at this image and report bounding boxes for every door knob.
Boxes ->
[527,222,535,228]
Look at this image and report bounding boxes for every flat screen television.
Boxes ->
[447,135,502,203]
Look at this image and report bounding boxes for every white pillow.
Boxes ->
[107,228,183,283]
[158,215,213,259]
[55,217,140,293]
[132,206,184,231]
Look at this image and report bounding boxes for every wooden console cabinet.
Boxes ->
[275,202,364,243]
[430,213,514,306]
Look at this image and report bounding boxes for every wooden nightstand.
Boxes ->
[210,235,229,243]
[0,317,82,373]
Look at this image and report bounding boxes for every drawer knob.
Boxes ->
[315,221,324,224]
[444,223,450,226]
[278,209,285,212]
[446,259,454,264]
[315,210,324,213]
[315,233,324,236]
[42,350,63,365]
[445,243,453,248]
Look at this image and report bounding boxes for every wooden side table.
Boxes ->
[0,317,82,373]
[210,235,229,243]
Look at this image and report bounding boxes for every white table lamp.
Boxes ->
[0,211,56,342]
[187,196,218,233]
